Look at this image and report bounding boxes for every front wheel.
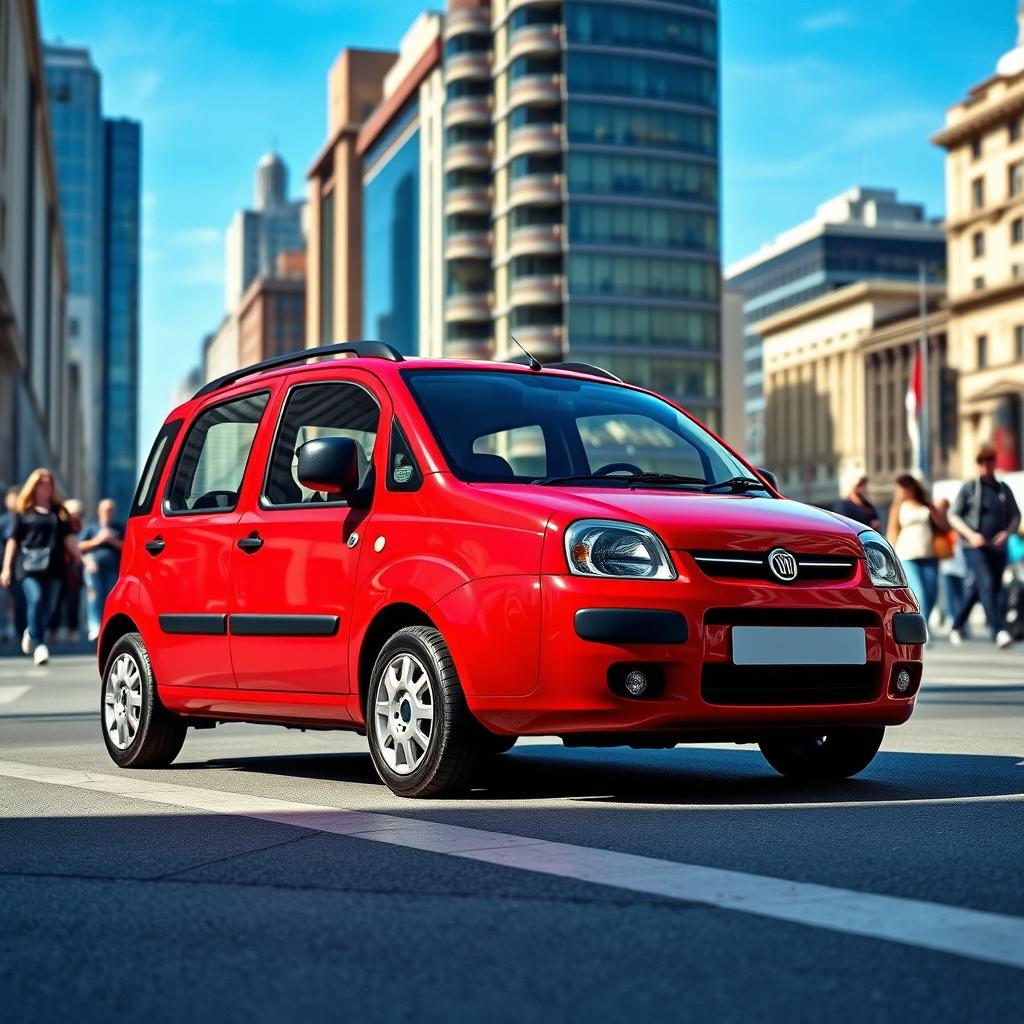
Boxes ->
[101,632,187,768]
[366,626,481,797]
[759,727,884,781]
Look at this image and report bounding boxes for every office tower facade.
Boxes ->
[310,0,723,426]
[224,152,305,312]
[933,3,1024,474]
[725,187,946,466]
[0,1,72,493]
[44,43,141,511]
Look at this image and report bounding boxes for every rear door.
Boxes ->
[228,370,385,694]
[138,388,272,689]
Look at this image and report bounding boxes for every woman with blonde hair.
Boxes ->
[0,469,81,665]
[888,473,949,633]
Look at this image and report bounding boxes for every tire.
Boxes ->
[758,726,884,781]
[366,625,481,797]
[100,632,187,768]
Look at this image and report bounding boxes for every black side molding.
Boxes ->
[575,609,687,645]
[892,612,928,644]
[159,614,227,636]
[229,615,340,637]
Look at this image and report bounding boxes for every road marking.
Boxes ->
[0,687,30,704]
[0,759,1022,970]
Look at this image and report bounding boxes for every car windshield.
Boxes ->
[403,369,760,490]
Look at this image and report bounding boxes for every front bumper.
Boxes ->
[470,563,924,737]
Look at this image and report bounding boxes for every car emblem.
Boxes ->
[767,547,798,582]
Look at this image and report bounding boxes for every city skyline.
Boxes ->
[35,0,1021,455]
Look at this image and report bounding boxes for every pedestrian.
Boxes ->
[0,469,82,665]
[935,497,968,634]
[835,475,882,530]
[0,486,18,644]
[79,498,124,643]
[947,443,1021,648]
[49,498,85,645]
[887,474,949,632]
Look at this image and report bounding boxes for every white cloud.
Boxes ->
[799,8,854,33]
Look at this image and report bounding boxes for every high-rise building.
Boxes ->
[309,0,723,427]
[1,2,73,494]
[933,2,1024,474]
[225,152,306,311]
[238,250,307,366]
[725,188,946,466]
[44,43,141,511]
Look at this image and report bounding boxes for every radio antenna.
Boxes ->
[510,333,541,372]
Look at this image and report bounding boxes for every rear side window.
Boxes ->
[263,381,380,507]
[130,420,182,517]
[165,391,270,513]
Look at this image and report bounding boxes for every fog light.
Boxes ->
[624,669,649,697]
[894,669,912,694]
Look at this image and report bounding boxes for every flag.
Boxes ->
[905,350,924,474]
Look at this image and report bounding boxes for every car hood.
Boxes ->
[473,484,866,556]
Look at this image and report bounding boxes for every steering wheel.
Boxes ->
[594,462,644,477]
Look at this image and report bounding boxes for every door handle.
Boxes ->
[144,536,165,556]
[237,531,264,554]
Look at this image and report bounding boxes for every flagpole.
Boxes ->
[918,262,930,484]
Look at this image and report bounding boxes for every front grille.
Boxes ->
[690,550,857,583]
[701,663,880,706]
[704,608,879,628]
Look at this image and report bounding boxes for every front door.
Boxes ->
[140,388,271,690]
[229,374,383,693]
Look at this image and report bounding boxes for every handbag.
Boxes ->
[932,529,954,561]
[21,545,53,575]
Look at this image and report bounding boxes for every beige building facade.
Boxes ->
[756,282,949,508]
[933,4,1024,474]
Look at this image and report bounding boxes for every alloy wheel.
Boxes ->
[104,652,143,750]
[373,652,434,775]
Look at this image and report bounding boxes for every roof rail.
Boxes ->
[505,355,622,382]
[193,340,404,399]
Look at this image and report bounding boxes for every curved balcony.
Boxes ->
[444,6,490,40]
[508,123,561,160]
[510,273,564,306]
[445,51,491,84]
[508,24,561,63]
[445,186,492,217]
[508,222,562,258]
[503,324,564,362]
[445,230,492,261]
[446,96,493,127]
[444,141,492,173]
[508,0,562,16]
[445,336,493,361]
[445,292,494,323]
[508,173,563,208]
[508,73,562,109]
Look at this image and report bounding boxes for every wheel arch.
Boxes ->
[98,613,140,675]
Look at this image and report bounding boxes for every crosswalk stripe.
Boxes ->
[0,687,30,704]
[0,758,1022,970]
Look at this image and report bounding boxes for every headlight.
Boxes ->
[565,520,676,580]
[859,530,907,588]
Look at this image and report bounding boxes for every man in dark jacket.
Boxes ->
[835,476,882,530]
[948,443,1022,648]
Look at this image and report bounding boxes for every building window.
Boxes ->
[972,231,985,258]
[1017,325,1024,360]
[973,275,986,291]
[1012,119,1023,143]
[972,177,985,209]
[976,335,988,369]
[1012,217,1024,245]
[971,137,982,160]
[1010,160,1024,197]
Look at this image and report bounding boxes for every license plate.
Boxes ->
[731,626,866,666]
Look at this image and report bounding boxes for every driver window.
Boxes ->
[264,382,380,506]
[577,414,706,478]
[472,425,547,478]
[165,392,269,513]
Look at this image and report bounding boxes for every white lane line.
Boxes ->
[0,758,1022,971]
[0,687,30,704]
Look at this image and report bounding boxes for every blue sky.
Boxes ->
[37,0,1021,453]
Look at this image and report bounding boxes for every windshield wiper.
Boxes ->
[533,472,707,488]
[702,476,769,494]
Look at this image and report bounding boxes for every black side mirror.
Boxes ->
[757,467,780,492]
[296,437,359,495]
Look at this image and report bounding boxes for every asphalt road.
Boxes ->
[0,637,1022,1023]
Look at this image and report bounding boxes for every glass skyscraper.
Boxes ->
[44,45,141,512]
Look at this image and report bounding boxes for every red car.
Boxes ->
[99,342,926,797]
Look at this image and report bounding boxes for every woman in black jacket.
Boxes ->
[0,469,81,665]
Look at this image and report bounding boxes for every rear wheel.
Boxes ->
[759,727,884,781]
[366,626,481,797]
[101,632,187,768]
